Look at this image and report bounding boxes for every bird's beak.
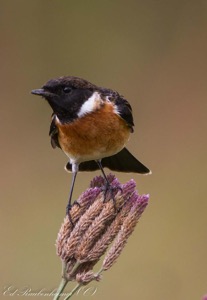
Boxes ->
[31,89,46,96]
[31,88,55,101]
[31,88,59,113]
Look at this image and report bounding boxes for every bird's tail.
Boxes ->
[65,147,151,174]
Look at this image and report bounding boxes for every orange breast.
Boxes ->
[56,103,131,162]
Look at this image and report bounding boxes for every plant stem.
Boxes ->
[64,283,83,300]
[96,267,104,277]
[53,277,68,300]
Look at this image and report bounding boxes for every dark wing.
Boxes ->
[49,115,61,149]
[65,147,150,174]
[102,147,150,173]
[100,88,134,132]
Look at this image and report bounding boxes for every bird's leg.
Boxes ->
[96,160,122,209]
[96,160,110,187]
[66,171,77,212]
[66,163,80,224]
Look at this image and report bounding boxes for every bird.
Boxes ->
[31,76,150,214]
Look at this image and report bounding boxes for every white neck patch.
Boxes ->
[77,91,102,117]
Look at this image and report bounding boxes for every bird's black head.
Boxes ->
[31,76,96,123]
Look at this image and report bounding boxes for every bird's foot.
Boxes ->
[101,182,123,211]
[66,200,81,226]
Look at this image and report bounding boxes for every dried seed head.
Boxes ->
[102,193,149,271]
[86,182,138,262]
[62,193,104,260]
[56,187,101,257]
[90,174,115,188]
[76,271,101,284]
[55,175,149,284]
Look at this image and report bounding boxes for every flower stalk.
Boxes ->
[54,174,149,299]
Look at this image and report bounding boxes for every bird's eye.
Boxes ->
[63,86,72,93]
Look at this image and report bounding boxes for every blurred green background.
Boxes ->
[1,1,207,299]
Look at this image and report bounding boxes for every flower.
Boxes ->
[56,174,149,285]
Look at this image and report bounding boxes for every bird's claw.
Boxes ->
[66,200,81,226]
[101,183,123,211]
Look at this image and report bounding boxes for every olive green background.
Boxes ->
[1,1,207,299]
